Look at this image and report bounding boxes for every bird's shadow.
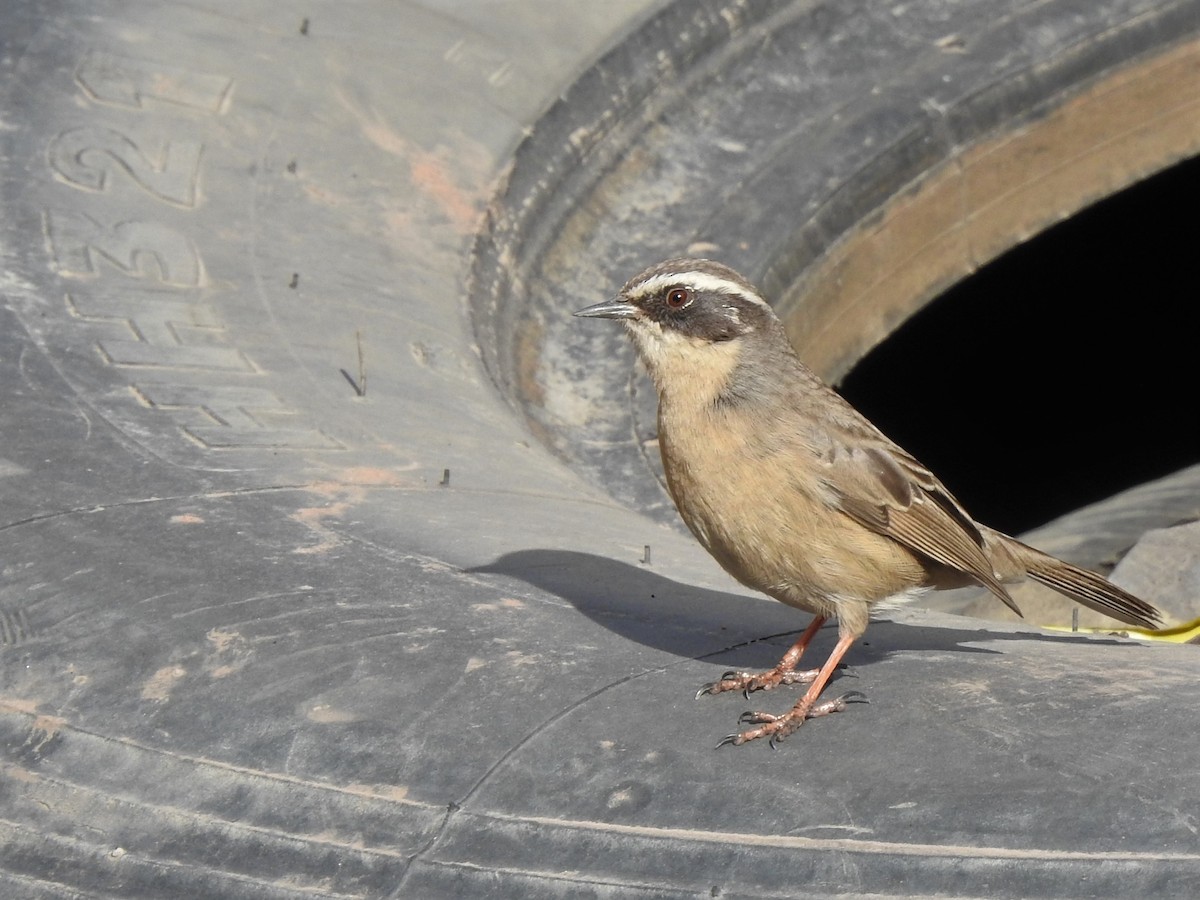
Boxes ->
[470,549,1131,672]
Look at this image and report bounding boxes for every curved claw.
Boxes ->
[738,710,776,725]
[697,670,753,699]
[839,690,869,704]
[715,733,742,749]
[695,682,726,700]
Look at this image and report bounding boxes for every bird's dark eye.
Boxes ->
[665,287,692,309]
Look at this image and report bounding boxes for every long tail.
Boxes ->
[1008,539,1163,629]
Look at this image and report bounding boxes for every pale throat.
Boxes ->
[625,320,743,409]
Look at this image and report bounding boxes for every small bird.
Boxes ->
[574,258,1163,748]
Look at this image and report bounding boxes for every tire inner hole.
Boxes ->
[838,153,1200,535]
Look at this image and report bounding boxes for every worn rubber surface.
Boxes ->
[1,1,1198,897]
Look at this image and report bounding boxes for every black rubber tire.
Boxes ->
[2,1,1198,898]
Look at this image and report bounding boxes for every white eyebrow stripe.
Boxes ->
[631,271,773,311]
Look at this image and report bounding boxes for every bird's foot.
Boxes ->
[716,691,867,748]
[695,666,829,700]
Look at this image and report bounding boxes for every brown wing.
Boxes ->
[823,439,1023,616]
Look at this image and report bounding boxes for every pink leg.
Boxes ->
[717,631,866,748]
[697,616,828,700]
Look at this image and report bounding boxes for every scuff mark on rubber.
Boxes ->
[389,624,809,895]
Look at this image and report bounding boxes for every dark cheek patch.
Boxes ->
[660,301,740,341]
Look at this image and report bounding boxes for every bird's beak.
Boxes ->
[572,297,639,320]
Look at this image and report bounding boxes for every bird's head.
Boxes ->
[573,258,788,399]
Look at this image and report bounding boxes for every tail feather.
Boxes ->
[1012,540,1163,629]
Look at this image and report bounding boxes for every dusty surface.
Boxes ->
[1,1,1198,897]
